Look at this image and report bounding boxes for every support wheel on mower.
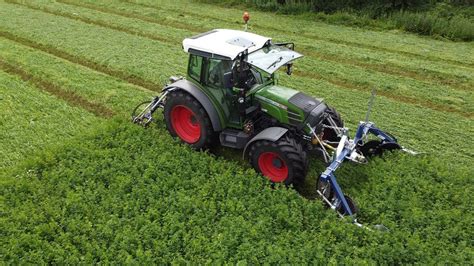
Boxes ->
[337,195,359,216]
[164,90,215,149]
[249,135,308,187]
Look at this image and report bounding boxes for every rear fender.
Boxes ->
[242,127,288,159]
[163,79,222,131]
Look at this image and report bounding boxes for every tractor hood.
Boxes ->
[254,85,327,128]
[245,45,302,74]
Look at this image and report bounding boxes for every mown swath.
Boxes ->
[296,70,472,118]
[298,47,472,92]
[3,2,470,117]
[57,0,204,33]
[4,0,174,45]
[57,0,473,90]
[122,0,474,68]
[0,58,114,118]
[0,31,161,92]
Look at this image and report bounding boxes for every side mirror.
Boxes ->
[223,71,233,89]
[286,63,293,75]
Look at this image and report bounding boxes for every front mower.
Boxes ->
[131,29,416,223]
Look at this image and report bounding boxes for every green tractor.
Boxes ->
[133,29,342,187]
[132,29,413,220]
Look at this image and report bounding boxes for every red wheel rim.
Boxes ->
[170,105,201,143]
[258,152,288,182]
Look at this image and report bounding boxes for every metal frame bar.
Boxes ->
[318,121,400,221]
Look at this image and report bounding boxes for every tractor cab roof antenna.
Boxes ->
[365,88,376,122]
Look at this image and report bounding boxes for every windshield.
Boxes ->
[245,44,303,74]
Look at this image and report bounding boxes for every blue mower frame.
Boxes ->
[317,120,416,224]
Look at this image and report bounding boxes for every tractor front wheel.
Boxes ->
[164,90,215,149]
[249,135,308,187]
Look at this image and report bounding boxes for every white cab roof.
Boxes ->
[182,29,271,60]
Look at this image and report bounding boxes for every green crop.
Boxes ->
[0,0,472,263]
[0,71,101,169]
[1,120,472,264]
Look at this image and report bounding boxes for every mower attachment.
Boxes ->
[316,121,417,225]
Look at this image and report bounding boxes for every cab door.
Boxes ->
[187,54,241,128]
[201,57,241,128]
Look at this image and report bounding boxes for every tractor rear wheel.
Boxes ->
[249,135,308,187]
[164,90,215,149]
[322,106,344,143]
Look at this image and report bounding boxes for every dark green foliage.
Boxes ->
[391,9,474,40]
[2,119,472,263]
[197,0,474,41]
[198,0,472,14]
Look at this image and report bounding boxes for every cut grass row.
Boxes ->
[0,59,114,118]
[0,37,153,115]
[1,118,472,264]
[13,0,474,115]
[0,3,471,163]
[1,2,471,117]
[0,71,101,169]
[55,0,474,88]
[0,35,152,170]
[125,0,474,67]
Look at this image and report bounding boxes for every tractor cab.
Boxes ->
[183,29,301,89]
[182,29,303,129]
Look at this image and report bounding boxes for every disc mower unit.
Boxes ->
[132,29,416,225]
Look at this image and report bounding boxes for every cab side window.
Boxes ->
[188,54,203,81]
[205,58,232,88]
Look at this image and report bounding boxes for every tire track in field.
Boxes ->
[56,0,204,32]
[0,31,161,93]
[299,48,471,92]
[121,0,474,69]
[297,70,472,119]
[0,58,114,118]
[56,0,471,92]
[4,0,174,45]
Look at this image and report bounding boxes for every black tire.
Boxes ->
[359,140,401,157]
[249,135,308,187]
[322,106,344,143]
[317,178,334,201]
[164,90,215,149]
[337,195,359,216]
